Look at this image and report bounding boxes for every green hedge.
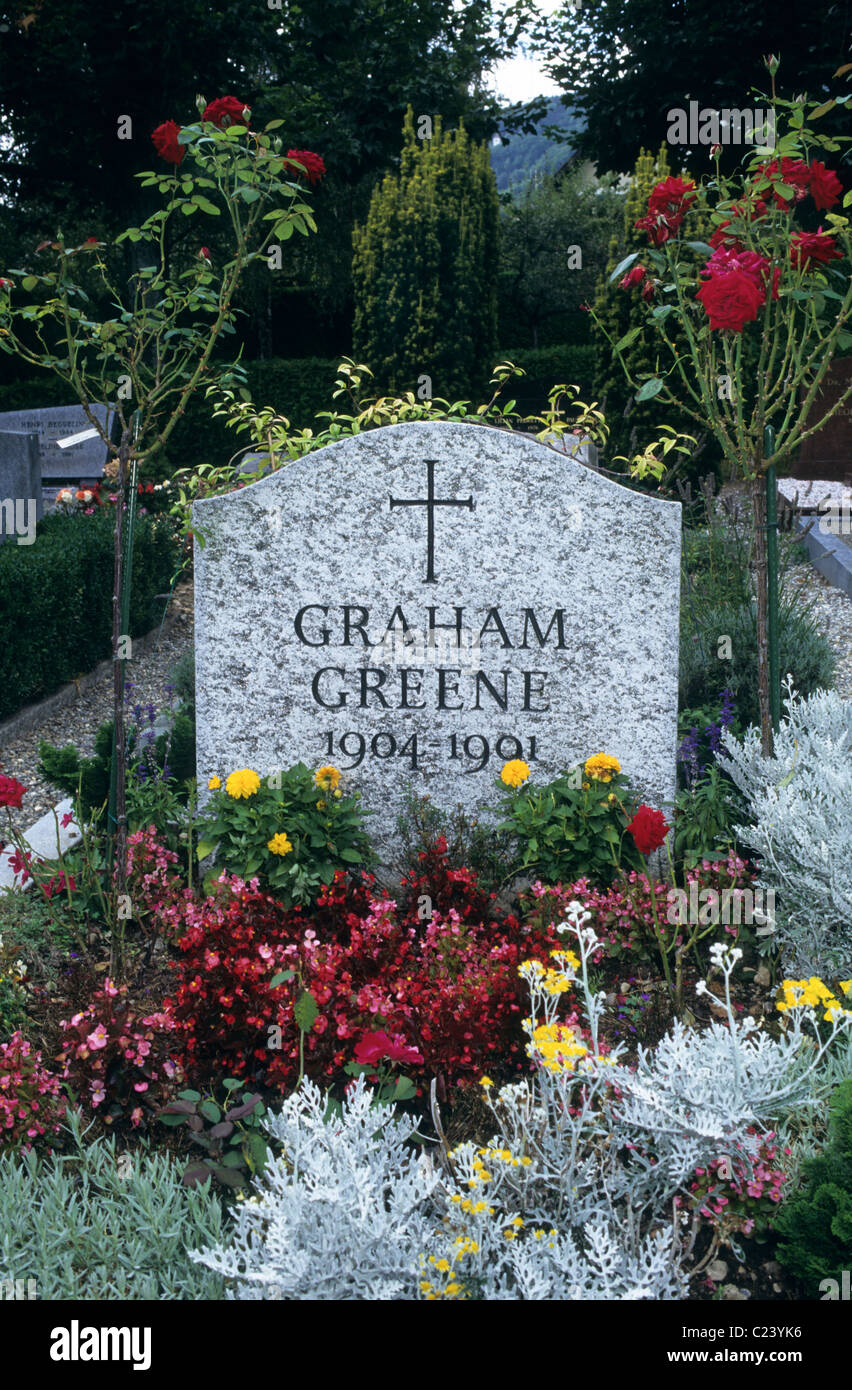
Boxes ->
[0,509,181,720]
[500,344,595,417]
[0,349,596,477]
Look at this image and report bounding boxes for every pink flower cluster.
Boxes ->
[679,1132,789,1241]
[0,1032,66,1150]
[58,978,180,1127]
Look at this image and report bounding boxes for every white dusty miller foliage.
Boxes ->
[717,679,852,975]
[191,931,852,1301]
[189,1076,438,1300]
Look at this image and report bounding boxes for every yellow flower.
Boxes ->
[500,759,531,788]
[333,788,342,799]
[840,981,852,997]
[480,1076,493,1088]
[528,1021,588,1073]
[314,765,341,791]
[316,800,327,811]
[267,833,293,857]
[207,775,221,790]
[584,752,621,783]
[225,769,261,799]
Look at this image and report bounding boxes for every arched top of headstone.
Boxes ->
[193,419,682,862]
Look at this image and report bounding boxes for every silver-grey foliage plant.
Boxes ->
[191,923,852,1301]
[0,1110,226,1299]
[717,679,852,976]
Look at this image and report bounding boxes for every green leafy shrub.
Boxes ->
[0,509,180,720]
[499,757,645,889]
[352,106,499,401]
[679,598,836,731]
[774,1080,852,1298]
[196,763,373,907]
[158,1080,270,1192]
[0,1110,226,1299]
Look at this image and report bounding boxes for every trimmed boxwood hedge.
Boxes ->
[0,346,595,477]
[0,508,181,721]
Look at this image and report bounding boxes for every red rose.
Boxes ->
[0,775,27,809]
[202,96,250,129]
[635,211,681,246]
[808,160,843,212]
[696,268,765,332]
[284,148,326,186]
[790,228,843,271]
[704,245,779,300]
[647,175,697,220]
[619,264,646,290]
[151,121,185,166]
[641,279,655,302]
[754,157,810,209]
[626,805,671,855]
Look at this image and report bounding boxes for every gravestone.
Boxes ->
[791,359,852,485]
[0,430,42,544]
[193,420,682,856]
[0,403,109,481]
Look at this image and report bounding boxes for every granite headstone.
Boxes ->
[0,403,109,481]
[0,429,42,544]
[193,420,682,854]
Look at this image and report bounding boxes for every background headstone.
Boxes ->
[193,420,681,858]
[0,430,43,543]
[0,403,109,481]
[790,359,852,485]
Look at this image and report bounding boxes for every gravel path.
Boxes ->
[0,582,194,836]
[1,554,850,840]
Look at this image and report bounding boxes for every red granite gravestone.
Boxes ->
[791,358,852,485]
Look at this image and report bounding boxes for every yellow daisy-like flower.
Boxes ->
[267,832,294,857]
[500,759,531,788]
[225,768,261,799]
[314,765,341,791]
[316,800,327,811]
[480,1076,493,1088]
[208,775,221,790]
[528,1021,588,1073]
[840,981,852,996]
[584,752,621,783]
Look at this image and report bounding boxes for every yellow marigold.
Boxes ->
[314,765,341,791]
[225,769,261,799]
[500,759,531,788]
[267,832,293,857]
[207,775,221,790]
[584,752,621,783]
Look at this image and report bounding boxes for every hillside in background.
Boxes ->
[489,97,584,192]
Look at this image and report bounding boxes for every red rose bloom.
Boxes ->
[626,805,671,855]
[619,264,646,290]
[754,157,811,209]
[704,245,779,300]
[696,268,765,332]
[790,228,843,271]
[641,278,655,301]
[808,160,843,212]
[709,221,738,251]
[647,175,697,220]
[635,212,680,246]
[202,96,250,129]
[151,121,184,166]
[0,775,27,809]
[284,149,326,186]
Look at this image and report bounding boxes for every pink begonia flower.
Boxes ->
[130,1107,143,1127]
[87,1025,109,1050]
[133,1081,149,1092]
[61,810,74,829]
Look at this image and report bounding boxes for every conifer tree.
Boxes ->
[352,107,499,400]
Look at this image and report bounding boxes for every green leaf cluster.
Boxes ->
[499,764,644,889]
[774,1079,852,1297]
[196,762,373,907]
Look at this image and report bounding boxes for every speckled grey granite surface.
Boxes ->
[192,422,682,851]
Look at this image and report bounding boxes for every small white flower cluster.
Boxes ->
[190,924,852,1302]
[717,680,852,976]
